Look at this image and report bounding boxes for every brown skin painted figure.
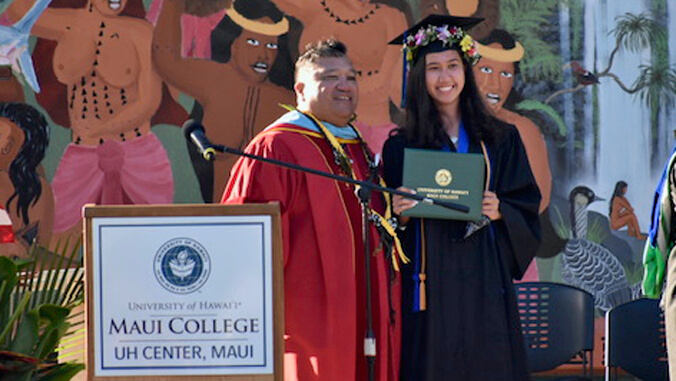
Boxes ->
[153,0,295,201]
[474,29,552,213]
[272,0,408,153]
[419,0,500,40]
[0,103,54,258]
[7,0,174,244]
[609,181,645,239]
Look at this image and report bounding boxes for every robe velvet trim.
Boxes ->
[222,120,400,381]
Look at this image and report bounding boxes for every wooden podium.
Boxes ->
[83,204,283,380]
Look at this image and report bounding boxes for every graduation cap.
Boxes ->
[389,15,483,107]
[389,14,483,66]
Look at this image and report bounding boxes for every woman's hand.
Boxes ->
[482,191,502,221]
[392,186,418,226]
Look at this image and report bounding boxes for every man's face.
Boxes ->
[473,43,516,112]
[231,22,280,83]
[294,56,358,127]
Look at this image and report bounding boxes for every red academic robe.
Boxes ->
[222,123,400,381]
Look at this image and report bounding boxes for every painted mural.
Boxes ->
[0,0,675,370]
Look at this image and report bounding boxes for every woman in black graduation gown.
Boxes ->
[383,15,541,381]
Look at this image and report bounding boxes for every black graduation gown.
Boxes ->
[382,122,541,381]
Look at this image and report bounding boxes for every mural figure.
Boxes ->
[272,0,408,154]
[146,0,229,59]
[419,0,500,40]
[474,29,552,213]
[473,29,558,280]
[562,186,632,312]
[0,102,53,258]
[6,0,175,242]
[153,0,295,202]
[609,180,644,239]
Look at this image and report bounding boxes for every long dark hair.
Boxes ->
[210,0,300,90]
[609,180,628,216]
[2,103,50,226]
[398,46,498,149]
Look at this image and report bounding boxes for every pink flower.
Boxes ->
[414,29,426,45]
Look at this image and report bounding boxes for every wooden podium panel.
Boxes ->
[84,204,283,381]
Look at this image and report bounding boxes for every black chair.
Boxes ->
[515,282,595,378]
[605,298,668,381]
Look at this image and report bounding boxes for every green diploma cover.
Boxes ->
[401,148,485,221]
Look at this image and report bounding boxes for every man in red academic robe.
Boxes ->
[222,40,400,381]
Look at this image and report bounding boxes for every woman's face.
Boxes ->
[424,49,466,109]
[231,20,281,83]
[622,186,628,195]
[0,118,24,168]
[91,0,128,16]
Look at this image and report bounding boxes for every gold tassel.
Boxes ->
[418,273,427,311]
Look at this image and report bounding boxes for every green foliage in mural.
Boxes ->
[569,0,583,60]
[500,0,561,83]
[611,12,663,55]
[516,99,567,137]
[633,63,676,110]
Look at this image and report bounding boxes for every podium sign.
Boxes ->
[84,204,283,380]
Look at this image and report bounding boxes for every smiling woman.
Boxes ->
[383,15,541,380]
[153,0,296,202]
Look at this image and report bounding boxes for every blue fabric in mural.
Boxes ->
[0,0,53,93]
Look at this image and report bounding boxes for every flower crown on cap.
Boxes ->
[403,24,480,66]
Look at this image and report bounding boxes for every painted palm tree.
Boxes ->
[545,12,676,109]
[561,186,632,312]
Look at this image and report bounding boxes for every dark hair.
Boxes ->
[609,180,628,216]
[294,39,349,81]
[1,103,50,226]
[210,0,298,89]
[398,47,497,148]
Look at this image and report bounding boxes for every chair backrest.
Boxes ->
[515,282,595,373]
[605,298,668,381]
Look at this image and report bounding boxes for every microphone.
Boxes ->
[182,119,217,161]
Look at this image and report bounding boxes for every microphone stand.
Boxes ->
[202,143,469,213]
[201,140,467,381]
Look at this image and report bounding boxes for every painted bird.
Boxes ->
[560,186,632,312]
[570,61,600,86]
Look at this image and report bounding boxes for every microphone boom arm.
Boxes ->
[207,143,469,213]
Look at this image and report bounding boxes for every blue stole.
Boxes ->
[271,110,359,139]
[411,122,490,312]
